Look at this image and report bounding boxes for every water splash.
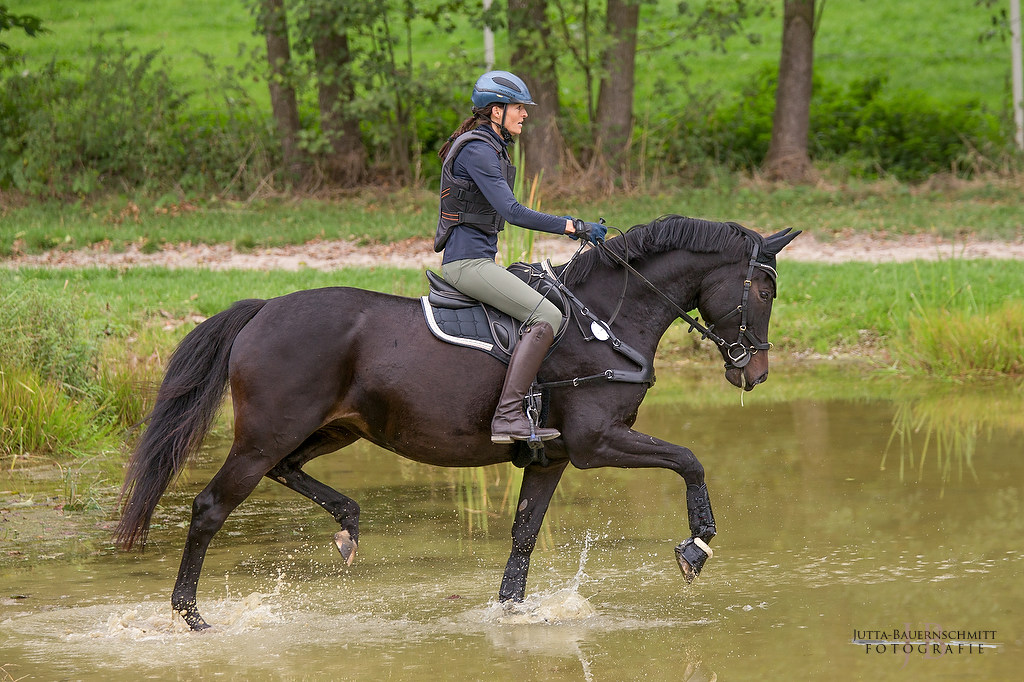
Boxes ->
[89,591,284,641]
[481,531,603,626]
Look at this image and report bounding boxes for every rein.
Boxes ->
[533,230,777,391]
[597,238,777,370]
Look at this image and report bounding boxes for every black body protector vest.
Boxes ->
[434,128,517,253]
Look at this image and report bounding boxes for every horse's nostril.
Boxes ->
[744,370,768,391]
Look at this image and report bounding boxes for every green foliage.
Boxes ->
[0,280,98,391]
[0,42,273,197]
[2,1,1019,192]
[0,5,46,53]
[670,67,1007,181]
[812,77,1004,180]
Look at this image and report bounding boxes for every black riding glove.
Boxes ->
[570,219,608,244]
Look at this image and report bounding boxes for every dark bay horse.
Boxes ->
[115,215,800,630]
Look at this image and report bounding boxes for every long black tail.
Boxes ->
[115,298,267,550]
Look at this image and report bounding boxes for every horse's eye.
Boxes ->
[759,290,772,303]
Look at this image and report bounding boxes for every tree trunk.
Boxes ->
[260,0,303,181]
[595,0,639,173]
[310,12,366,185]
[763,0,815,183]
[509,0,563,182]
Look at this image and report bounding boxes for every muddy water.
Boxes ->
[2,379,1022,680]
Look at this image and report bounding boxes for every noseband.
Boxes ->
[701,241,779,368]
[598,239,777,370]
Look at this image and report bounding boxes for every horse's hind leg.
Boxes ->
[266,428,362,564]
[172,440,283,631]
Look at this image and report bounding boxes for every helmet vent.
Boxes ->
[492,76,523,93]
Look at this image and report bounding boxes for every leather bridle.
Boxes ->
[596,238,777,370]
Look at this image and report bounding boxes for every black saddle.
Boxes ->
[421,263,568,364]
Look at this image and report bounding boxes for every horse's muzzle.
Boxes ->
[725,360,768,391]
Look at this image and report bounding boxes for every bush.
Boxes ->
[813,77,1004,180]
[658,66,1008,181]
[0,43,273,197]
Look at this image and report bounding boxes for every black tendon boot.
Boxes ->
[490,322,560,444]
[675,482,717,583]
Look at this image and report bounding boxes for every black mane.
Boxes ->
[562,215,764,286]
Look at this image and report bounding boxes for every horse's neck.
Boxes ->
[583,250,714,357]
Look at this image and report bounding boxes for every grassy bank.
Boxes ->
[3,178,1023,256]
[2,257,1022,465]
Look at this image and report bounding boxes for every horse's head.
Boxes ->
[697,227,801,391]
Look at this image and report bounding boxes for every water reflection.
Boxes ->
[883,384,1023,493]
[1,373,1021,680]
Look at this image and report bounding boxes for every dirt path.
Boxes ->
[4,232,1024,270]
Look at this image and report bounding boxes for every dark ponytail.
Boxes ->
[438,106,494,159]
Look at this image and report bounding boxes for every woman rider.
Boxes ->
[435,70,606,444]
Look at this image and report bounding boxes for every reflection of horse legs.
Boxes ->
[566,424,718,581]
[266,428,362,564]
[498,460,569,603]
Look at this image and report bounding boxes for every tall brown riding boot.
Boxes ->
[490,321,561,444]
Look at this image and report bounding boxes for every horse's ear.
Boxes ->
[765,228,802,255]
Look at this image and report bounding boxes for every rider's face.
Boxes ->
[492,103,529,136]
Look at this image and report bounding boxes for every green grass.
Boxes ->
[773,258,1024,356]
[3,178,1022,256]
[7,0,262,109]
[6,265,426,320]
[7,0,1013,112]
[895,301,1024,375]
[0,265,425,463]
[4,255,1022,366]
[2,258,1021,467]
[0,364,118,462]
[0,191,441,256]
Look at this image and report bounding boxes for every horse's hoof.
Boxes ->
[176,607,211,631]
[334,530,357,566]
[675,537,713,583]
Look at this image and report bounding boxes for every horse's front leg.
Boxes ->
[566,424,717,582]
[499,459,569,603]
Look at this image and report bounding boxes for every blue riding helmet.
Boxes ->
[472,71,537,108]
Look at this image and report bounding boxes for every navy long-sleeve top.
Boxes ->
[441,126,566,265]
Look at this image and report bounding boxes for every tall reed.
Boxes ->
[500,144,542,266]
[0,365,116,463]
[893,301,1024,376]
